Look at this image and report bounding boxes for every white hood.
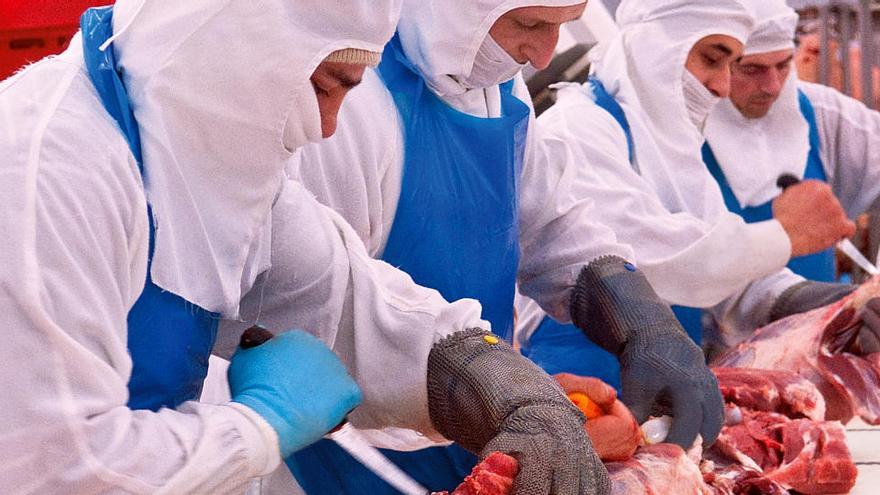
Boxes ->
[585,0,754,220]
[704,0,806,209]
[110,0,400,316]
[397,0,584,98]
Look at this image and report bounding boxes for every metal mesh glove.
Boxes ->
[570,256,723,448]
[769,281,856,323]
[427,328,609,495]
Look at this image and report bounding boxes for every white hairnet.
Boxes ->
[111,0,401,316]
[704,0,807,208]
[585,0,754,218]
[744,0,798,55]
[397,0,584,97]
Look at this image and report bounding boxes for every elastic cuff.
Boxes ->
[226,402,283,477]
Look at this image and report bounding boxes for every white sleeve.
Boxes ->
[0,139,278,493]
[216,178,487,442]
[706,269,806,349]
[800,81,880,217]
[534,86,792,309]
[515,78,635,323]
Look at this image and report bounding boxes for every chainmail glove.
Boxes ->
[427,328,609,495]
[570,256,723,448]
[769,281,856,323]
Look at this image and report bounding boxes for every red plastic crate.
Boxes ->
[0,0,111,80]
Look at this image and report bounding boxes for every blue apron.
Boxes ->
[702,89,835,283]
[81,7,220,412]
[289,34,529,494]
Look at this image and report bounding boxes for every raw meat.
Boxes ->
[432,452,518,495]
[700,461,788,495]
[712,367,826,420]
[708,409,857,494]
[713,276,880,424]
[606,443,712,494]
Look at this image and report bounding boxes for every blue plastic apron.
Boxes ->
[702,89,835,283]
[289,34,529,494]
[81,7,220,412]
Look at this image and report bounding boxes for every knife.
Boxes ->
[776,174,880,276]
[239,326,431,495]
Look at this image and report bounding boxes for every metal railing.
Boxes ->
[795,0,879,108]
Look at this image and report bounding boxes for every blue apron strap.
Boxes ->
[798,89,827,182]
[81,7,143,165]
[589,79,634,164]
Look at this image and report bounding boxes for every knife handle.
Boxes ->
[239,325,275,349]
[776,173,800,190]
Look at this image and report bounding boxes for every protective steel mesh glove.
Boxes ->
[427,329,609,495]
[769,281,856,323]
[570,256,723,448]
[229,330,361,458]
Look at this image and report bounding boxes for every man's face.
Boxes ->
[489,2,588,71]
[729,49,794,119]
[310,61,367,138]
[685,34,745,99]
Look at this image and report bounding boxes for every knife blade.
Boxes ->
[328,424,430,495]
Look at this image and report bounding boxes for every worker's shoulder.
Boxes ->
[0,60,142,199]
[2,60,133,163]
[538,82,631,150]
[797,79,864,113]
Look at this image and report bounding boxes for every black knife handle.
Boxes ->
[776,174,800,191]
[239,325,274,349]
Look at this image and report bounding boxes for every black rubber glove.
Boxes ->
[427,329,609,495]
[570,256,723,449]
[769,281,856,323]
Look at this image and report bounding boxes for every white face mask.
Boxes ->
[681,69,720,132]
[282,81,324,152]
[457,33,526,89]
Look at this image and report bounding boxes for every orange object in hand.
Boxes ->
[568,392,604,419]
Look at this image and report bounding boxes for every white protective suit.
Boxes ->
[284,0,633,343]
[516,0,795,346]
[703,0,880,344]
[0,0,432,492]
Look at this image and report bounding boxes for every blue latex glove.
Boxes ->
[228,330,361,457]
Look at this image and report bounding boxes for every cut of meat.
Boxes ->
[700,460,788,495]
[432,452,518,495]
[713,276,880,424]
[708,408,857,494]
[769,415,857,493]
[606,443,713,494]
[712,367,826,420]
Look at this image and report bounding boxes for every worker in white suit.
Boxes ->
[0,0,435,492]
[278,0,728,491]
[518,0,875,398]
[701,0,880,352]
